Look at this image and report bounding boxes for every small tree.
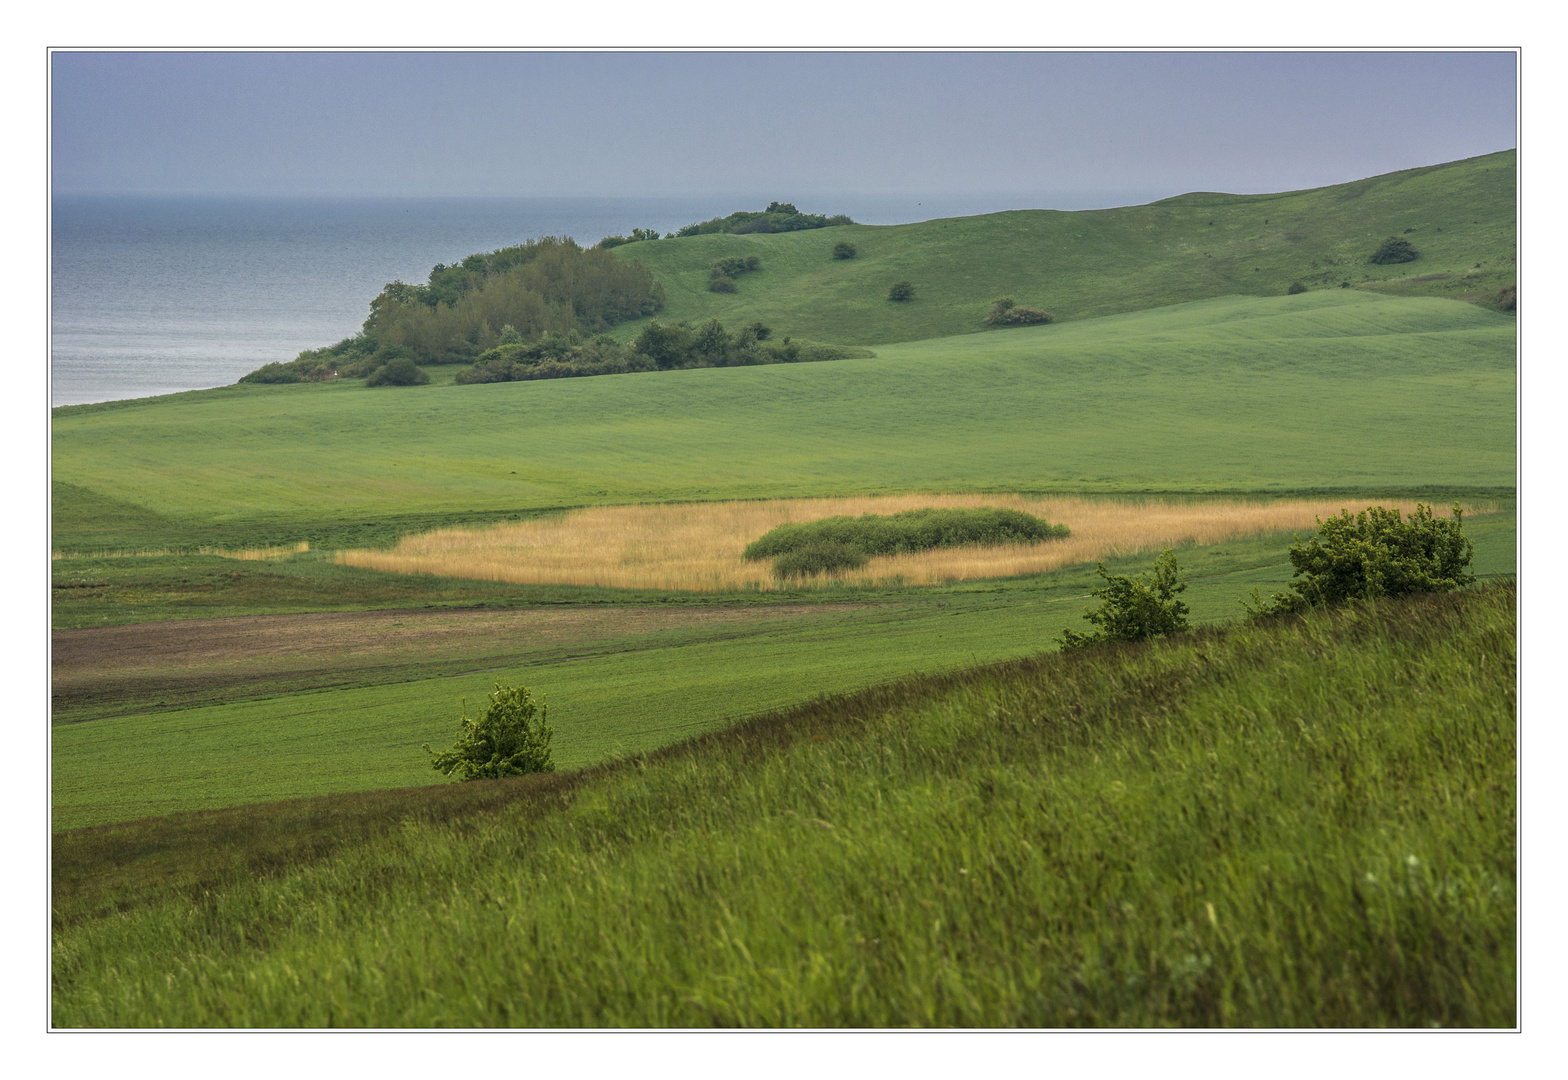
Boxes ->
[1245,503,1475,617]
[832,241,858,259]
[425,682,554,781]
[888,281,915,302]
[1369,236,1419,265]
[1059,549,1190,651]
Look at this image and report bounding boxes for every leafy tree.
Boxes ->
[1369,236,1419,265]
[1244,504,1475,617]
[425,682,553,781]
[1059,549,1190,651]
[888,281,915,302]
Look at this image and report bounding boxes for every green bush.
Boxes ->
[1369,236,1419,265]
[1287,281,1308,295]
[708,275,738,293]
[771,541,870,580]
[1498,284,1516,311]
[1059,548,1190,651]
[424,682,553,781]
[832,241,857,260]
[1245,503,1475,617]
[745,507,1068,562]
[364,357,430,386]
[888,281,915,302]
[984,297,1052,326]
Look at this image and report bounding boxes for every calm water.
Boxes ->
[49,191,1155,407]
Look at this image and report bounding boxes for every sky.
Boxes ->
[50,50,1518,208]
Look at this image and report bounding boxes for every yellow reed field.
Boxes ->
[337,495,1465,593]
[53,542,310,561]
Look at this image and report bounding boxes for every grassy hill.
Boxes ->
[600,150,1515,345]
[53,583,1515,1026]
[51,291,1515,552]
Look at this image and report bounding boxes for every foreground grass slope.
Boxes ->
[51,291,1515,551]
[605,150,1514,344]
[53,583,1516,1027]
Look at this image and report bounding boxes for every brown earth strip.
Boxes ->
[52,604,870,723]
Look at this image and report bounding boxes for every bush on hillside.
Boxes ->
[771,541,871,580]
[984,296,1053,326]
[833,241,858,260]
[708,275,738,293]
[1059,549,1190,651]
[1498,284,1516,311]
[888,281,915,302]
[239,362,303,384]
[1287,281,1308,295]
[1244,503,1475,618]
[425,682,554,781]
[365,357,430,386]
[675,204,856,237]
[1369,236,1419,265]
[596,228,661,249]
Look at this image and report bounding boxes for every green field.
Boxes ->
[52,291,1515,553]
[52,152,1516,1027]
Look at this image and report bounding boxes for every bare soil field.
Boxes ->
[52,603,868,724]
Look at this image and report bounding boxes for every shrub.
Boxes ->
[832,241,857,260]
[984,297,1052,326]
[425,682,553,781]
[1287,281,1308,295]
[888,281,915,302]
[708,275,738,293]
[1498,284,1516,312]
[1244,503,1475,617]
[745,507,1068,561]
[771,541,870,580]
[1059,549,1190,651]
[364,357,430,386]
[1369,236,1419,265]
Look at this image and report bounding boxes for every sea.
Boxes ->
[49,191,1159,407]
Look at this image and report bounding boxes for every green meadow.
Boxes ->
[52,291,1514,552]
[51,151,1516,1027]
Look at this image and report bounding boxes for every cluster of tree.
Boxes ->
[675,202,855,237]
[239,238,666,383]
[983,296,1053,326]
[454,319,868,385]
[746,507,1070,579]
[364,237,664,363]
[709,254,761,292]
[595,228,662,249]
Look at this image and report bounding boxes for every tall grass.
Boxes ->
[53,583,1514,1027]
[51,541,310,561]
[337,494,1462,591]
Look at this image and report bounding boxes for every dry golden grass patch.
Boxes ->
[337,495,1463,592]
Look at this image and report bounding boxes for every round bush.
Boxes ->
[1287,281,1307,295]
[365,357,430,386]
[887,281,914,302]
[1369,236,1419,265]
[708,275,738,293]
[832,241,857,259]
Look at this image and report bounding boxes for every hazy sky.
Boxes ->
[52,50,1517,206]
